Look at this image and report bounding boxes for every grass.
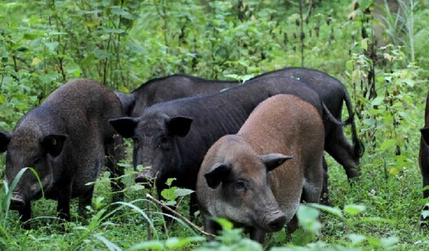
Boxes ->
[0,135,428,251]
[1,0,429,250]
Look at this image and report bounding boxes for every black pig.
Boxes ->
[0,79,124,228]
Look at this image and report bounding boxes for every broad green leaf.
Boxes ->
[344,204,366,216]
[130,240,164,250]
[215,218,233,230]
[165,236,205,249]
[43,41,59,53]
[361,38,368,51]
[174,188,194,197]
[348,234,366,245]
[379,139,396,151]
[111,6,137,20]
[297,204,321,234]
[380,236,399,248]
[421,210,429,219]
[389,167,400,176]
[161,186,177,201]
[308,203,344,218]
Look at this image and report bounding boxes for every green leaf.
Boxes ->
[348,234,366,245]
[215,218,233,230]
[130,240,164,250]
[174,188,194,197]
[370,97,384,107]
[94,234,122,251]
[102,28,126,34]
[94,49,112,60]
[344,204,366,216]
[308,203,344,219]
[165,178,176,186]
[379,139,396,151]
[297,204,321,234]
[43,41,59,53]
[361,38,368,51]
[165,236,205,249]
[161,186,177,201]
[380,236,399,248]
[111,6,137,20]
[421,210,429,219]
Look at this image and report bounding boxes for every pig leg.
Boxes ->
[286,215,298,234]
[189,193,198,222]
[418,139,429,225]
[105,134,125,202]
[320,157,332,206]
[202,214,219,241]
[325,125,361,180]
[250,228,267,243]
[19,203,32,230]
[302,160,323,204]
[57,181,72,221]
[419,139,429,199]
[78,185,94,218]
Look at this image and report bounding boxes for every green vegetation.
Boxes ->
[1,0,429,250]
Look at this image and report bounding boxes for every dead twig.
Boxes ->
[145,193,216,238]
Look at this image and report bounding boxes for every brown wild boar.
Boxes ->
[0,79,124,229]
[196,94,324,243]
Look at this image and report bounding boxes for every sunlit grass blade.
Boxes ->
[94,233,123,251]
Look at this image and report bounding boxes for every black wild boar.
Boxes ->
[197,94,324,243]
[419,91,429,204]
[0,79,125,228]
[115,75,236,117]
[110,76,336,220]
[116,67,363,182]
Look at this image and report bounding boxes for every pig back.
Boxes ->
[44,79,123,138]
[237,94,325,212]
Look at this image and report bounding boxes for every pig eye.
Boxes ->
[158,136,170,149]
[233,180,246,191]
[33,157,41,165]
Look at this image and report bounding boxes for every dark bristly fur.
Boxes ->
[0,79,125,229]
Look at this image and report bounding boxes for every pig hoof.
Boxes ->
[10,194,26,211]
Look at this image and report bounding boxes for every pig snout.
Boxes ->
[135,170,155,184]
[10,193,26,211]
[263,211,286,232]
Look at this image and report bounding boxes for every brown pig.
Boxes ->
[196,94,324,243]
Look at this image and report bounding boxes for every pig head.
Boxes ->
[0,125,67,221]
[197,136,294,242]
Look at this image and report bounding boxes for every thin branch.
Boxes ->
[145,193,215,238]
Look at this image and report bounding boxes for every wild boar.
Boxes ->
[197,94,324,243]
[116,68,363,204]
[0,79,124,228]
[110,76,332,221]
[419,91,429,221]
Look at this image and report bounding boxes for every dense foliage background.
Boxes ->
[1,0,429,250]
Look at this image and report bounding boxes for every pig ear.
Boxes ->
[41,134,67,157]
[421,128,429,145]
[166,116,193,137]
[260,154,293,172]
[204,162,231,189]
[0,131,12,153]
[109,117,139,138]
